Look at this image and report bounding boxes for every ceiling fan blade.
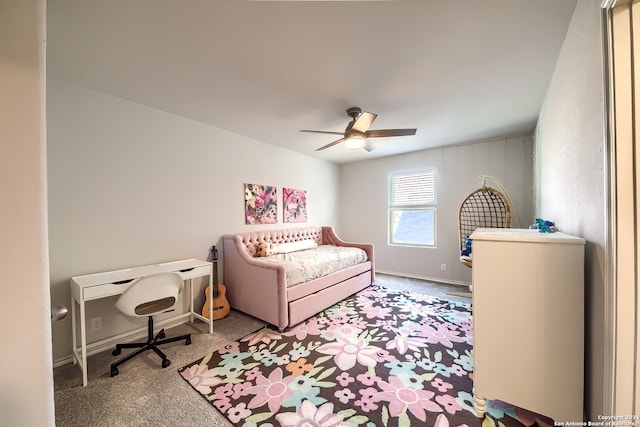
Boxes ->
[351,112,377,133]
[315,138,345,151]
[363,140,375,152]
[300,130,344,136]
[365,128,417,138]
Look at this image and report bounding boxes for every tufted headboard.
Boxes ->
[233,227,325,257]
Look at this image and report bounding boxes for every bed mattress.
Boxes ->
[258,245,368,287]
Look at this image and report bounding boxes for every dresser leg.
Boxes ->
[473,391,486,418]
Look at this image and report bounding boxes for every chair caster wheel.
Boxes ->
[158,329,166,340]
[110,367,119,377]
[185,337,191,345]
[112,348,121,356]
[162,359,171,368]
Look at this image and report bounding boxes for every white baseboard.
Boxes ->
[52,316,191,369]
[375,269,471,288]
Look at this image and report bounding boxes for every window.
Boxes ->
[388,170,436,247]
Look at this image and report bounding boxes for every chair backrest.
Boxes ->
[458,187,511,251]
[114,272,183,318]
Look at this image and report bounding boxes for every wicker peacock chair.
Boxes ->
[458,187,511,268]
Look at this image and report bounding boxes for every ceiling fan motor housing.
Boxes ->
[346,106,362,119]
[345,107,362,133]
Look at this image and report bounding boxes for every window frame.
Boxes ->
[387,169,437,248]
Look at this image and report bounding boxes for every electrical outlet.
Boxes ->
[440,263,447,272]
[90,317,102,332]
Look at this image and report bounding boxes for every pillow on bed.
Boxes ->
[272,239,318,254]
[255,239,318,257]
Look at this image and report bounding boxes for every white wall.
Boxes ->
[340,136,533,285]
[47,79,341,362]
[534,0,605,419]
[0,0,55,425]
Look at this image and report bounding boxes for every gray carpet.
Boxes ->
[53,274,469,427]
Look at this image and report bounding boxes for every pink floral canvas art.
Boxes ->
[283,187,307,223]
[244,183,278,225]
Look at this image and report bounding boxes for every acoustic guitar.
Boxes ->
[201,245,230,320]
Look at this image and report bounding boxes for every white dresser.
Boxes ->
[470,228,585,422]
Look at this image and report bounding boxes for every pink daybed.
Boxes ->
[222,226,374,330]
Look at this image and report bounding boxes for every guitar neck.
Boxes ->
[210,246,219,292]
[212,260,219,290]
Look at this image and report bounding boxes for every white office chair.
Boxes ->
[110,272,191,377]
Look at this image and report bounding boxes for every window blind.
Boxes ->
[391,171,436,205]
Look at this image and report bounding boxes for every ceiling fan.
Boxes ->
[300,107,417,152]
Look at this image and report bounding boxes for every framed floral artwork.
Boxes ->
[244,183,278,224]
[283,187,307,223]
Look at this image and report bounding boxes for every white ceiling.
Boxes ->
[46,0,577,164]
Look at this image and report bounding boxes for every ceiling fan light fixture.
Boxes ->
[344,134,366,150]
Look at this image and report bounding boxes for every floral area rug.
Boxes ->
[179,285,553,427]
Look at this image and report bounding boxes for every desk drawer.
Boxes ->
[82,266,211,300]
[178,265,211,280]
[84,282,133,300]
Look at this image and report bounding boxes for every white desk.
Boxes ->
[70,259,213,386]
